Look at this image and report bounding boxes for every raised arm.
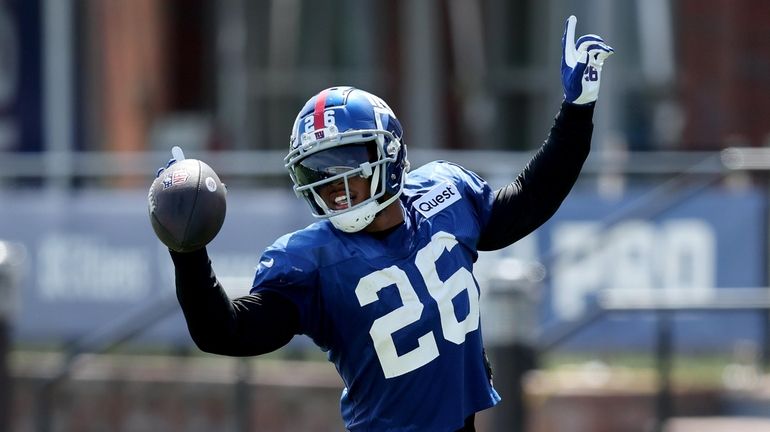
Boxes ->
[478,15,613,251]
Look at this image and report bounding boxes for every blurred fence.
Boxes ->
[0,148,728,186]
[2,147,770,432]
[0,147,766,350]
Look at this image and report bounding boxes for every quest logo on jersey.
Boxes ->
[413,182,462,219]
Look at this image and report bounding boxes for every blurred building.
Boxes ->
[2,0,769,166]
[676,0,770,149]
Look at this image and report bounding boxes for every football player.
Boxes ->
[165,16,612,432]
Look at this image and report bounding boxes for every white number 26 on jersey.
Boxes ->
[354,232,480,378]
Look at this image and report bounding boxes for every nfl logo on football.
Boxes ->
[172,170,189,186]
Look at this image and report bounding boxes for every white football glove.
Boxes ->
[156,146,186,178]
[561,15,614,105]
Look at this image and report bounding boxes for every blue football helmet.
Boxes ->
[285,86,409,232]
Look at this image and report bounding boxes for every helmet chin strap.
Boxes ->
[330,192,402,233]
[330,201,379,232]
[330,169,405,233]
[329,162,398,233]
[327,163,381,233]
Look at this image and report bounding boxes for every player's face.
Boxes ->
[318,176,371,211]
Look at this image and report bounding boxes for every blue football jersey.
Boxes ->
[251,161,501,431]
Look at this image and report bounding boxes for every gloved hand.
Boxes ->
[156,146,186,177]
[561,15,614,105]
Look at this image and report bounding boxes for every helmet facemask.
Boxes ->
[286,130,405,232]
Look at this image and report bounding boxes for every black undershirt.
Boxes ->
[477,101,593,250]
[170,99,594,385]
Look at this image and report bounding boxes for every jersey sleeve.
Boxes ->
[250,232,324,338]
[433,161,496,229]
[453,163,496,228]
[405,161,496,249]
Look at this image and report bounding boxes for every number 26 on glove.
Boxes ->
[561,15,614,105]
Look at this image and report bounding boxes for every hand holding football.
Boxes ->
[148,159,227,252]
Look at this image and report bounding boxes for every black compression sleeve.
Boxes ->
[477,101,594,251]
[170,248,300,356]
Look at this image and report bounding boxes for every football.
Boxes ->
[148,159,227,252]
